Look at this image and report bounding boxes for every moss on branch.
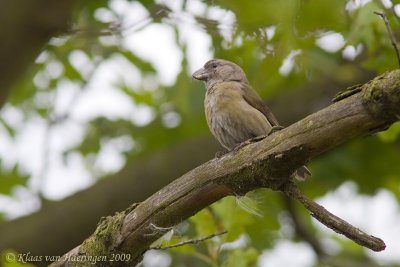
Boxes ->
[52,70,400,266]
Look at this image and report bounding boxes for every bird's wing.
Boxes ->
[240,83,280,126]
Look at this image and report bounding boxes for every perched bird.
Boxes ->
[192,59,311,180]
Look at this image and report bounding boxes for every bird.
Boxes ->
[192,59,311,180]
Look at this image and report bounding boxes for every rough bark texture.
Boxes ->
[51,70,400,266]
[0,67,364,260]
[0,136,218,260]
[0,4,372,252]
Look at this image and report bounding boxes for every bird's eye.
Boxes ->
[212,64,217,69]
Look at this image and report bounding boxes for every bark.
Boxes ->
[51,70,400,266]
[0,66,366,260]
[0,136,218,260]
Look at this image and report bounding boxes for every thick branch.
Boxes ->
[1,68,349,259]
[52,70,400,266]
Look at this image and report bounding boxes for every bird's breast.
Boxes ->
[205,86,272,144]
[204,90,233,122]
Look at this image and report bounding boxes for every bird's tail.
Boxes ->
[294,166,311,181]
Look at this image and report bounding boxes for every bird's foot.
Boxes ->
[215,150,228,158]
[250,134,268,142]
[269,125,284,134]
[232,135,268,152]
[231,127,285,153]
[232,139,252,152]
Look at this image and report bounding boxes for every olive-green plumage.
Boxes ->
[193,59,311,180]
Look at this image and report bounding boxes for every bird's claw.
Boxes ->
[215,150,228,158]
[230,126,284,153]
[250,134,268,142]
[232,134,268,152]
[232,140,252,152]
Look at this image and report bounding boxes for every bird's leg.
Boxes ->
[232,134,269,151]
[249,126,284,142]
[232,126,285,152]
[220,128,284,155]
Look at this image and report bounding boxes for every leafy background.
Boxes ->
[1,0,400,266]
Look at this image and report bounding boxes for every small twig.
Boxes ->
[150,230,228,250]
[280,182,386,252]
[374,11,400,68]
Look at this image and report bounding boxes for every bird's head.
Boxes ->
[192,59,248,87]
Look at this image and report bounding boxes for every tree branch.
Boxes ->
[280,182,385,251]
[374,11,400,68]
[51,70,400,266]
[149,230,227,250]
[1,69,349,259]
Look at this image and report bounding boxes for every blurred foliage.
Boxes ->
[0,166,29,195]
[1,0,400,266]
[0,250,35,267]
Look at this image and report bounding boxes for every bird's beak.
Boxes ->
[192,67,208,81]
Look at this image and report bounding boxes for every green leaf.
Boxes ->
[346,2,382,50]
[190,208,219,237]
[212,196,255,241]
[222,248,259,267]
[305,137,400,197]
[379,122,400,142]
[0,165,29,195]
[217,0,299,32]
[297,0,347,34]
